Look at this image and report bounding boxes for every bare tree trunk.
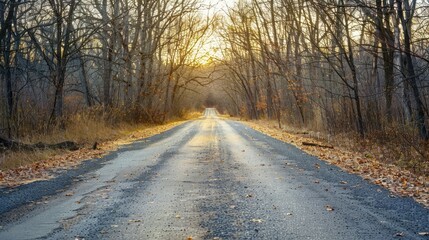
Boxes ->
[79,54,93,107]
[344,9,365,137]
[51,1,65,122]
[293,2,305,125]
[376,0,395,122]
[0,0,18,137]
[244,19,260,119]
[396,0,428,140]
[101,0,117,108]
[50,0,77,124]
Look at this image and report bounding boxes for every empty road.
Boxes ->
[0,108,428,239]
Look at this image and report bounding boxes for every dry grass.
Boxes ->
[23,111,124,145]
[0,149,60,171]
[1,111,129,171]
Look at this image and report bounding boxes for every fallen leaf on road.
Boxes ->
[325,205,334,211]
[128,219,142,223]
[250,219,263,223]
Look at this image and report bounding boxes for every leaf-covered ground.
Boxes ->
[0,121,187,187]
[244,120,429,208]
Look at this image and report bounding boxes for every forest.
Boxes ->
[218,0,429,139]
[0,0,215,139]
[0,0,428,169]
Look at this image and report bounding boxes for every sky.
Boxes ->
[195,0,236,64]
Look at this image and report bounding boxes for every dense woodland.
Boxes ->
[1,0,429,149]
[219,0,429,143]
[0,0,214,139]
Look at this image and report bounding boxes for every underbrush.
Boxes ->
[351,134,428,176]
[261,121,428,176]
[1,149,60,171]
[331,128,428,176]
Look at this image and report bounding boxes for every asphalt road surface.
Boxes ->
[0,108,428,240]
